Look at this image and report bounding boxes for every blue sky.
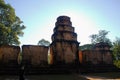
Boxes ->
[5,0,120,45]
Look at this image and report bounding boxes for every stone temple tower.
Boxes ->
[50,16,79,67]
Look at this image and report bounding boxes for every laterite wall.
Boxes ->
[22,45,49,66]
[79,50,113,65]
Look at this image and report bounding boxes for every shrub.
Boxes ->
[113,60,120,68]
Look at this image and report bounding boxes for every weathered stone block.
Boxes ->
[22,45,48,66]
[55,16,72,26]
[0,45,20,64]
[50,40,79,64]
[50,16,79,67]
[54,26,74,32]
[81,50,113,65]
[52,31,77,41]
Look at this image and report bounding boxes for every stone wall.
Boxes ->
[0,45,20,74]
[0,45,49,66]
[80,50,113,65]
[50,41,79,64]
[0,44,116,74]
[22,45,48,66]
[0,45,20,64]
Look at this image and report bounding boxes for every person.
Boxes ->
[19,63,25,80]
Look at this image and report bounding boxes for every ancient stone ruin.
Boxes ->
[22,45,48,66]
[79,42,114,72]
[0,45,20,74]
[50,16,79,67]
[0,45,20,64]
[80,42,113,65]
[0,16,118,74]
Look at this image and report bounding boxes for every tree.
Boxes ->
[113,37,120,60]
[79,44,93,50]
[38,39,50,46]
[0,0,25,45]
[112,37,120,68]
[89,30,111,45]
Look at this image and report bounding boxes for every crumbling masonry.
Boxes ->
[0,16,116,74]
[50,16,79,66]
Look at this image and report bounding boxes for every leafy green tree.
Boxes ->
[113,37,120,60]
[0,0,25,45]
[114,60,120,68]
[89,30,112,45]
[79,44,93,50]
[111,37,120,68]
[38,39,50,46]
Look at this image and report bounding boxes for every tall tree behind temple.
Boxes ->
[89,30,112,45]
[79,44,93,50]
[0,0,25,45]
[38,39,50,46]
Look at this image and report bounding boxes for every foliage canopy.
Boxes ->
[89,30,111,45]
[79,44,93,50]
[113,37,120,60]
[38,39,50,46]
[0,0,25,45]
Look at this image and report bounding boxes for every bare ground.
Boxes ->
[0,72,120,80]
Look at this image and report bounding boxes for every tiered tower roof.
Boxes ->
[51,16,78,42]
